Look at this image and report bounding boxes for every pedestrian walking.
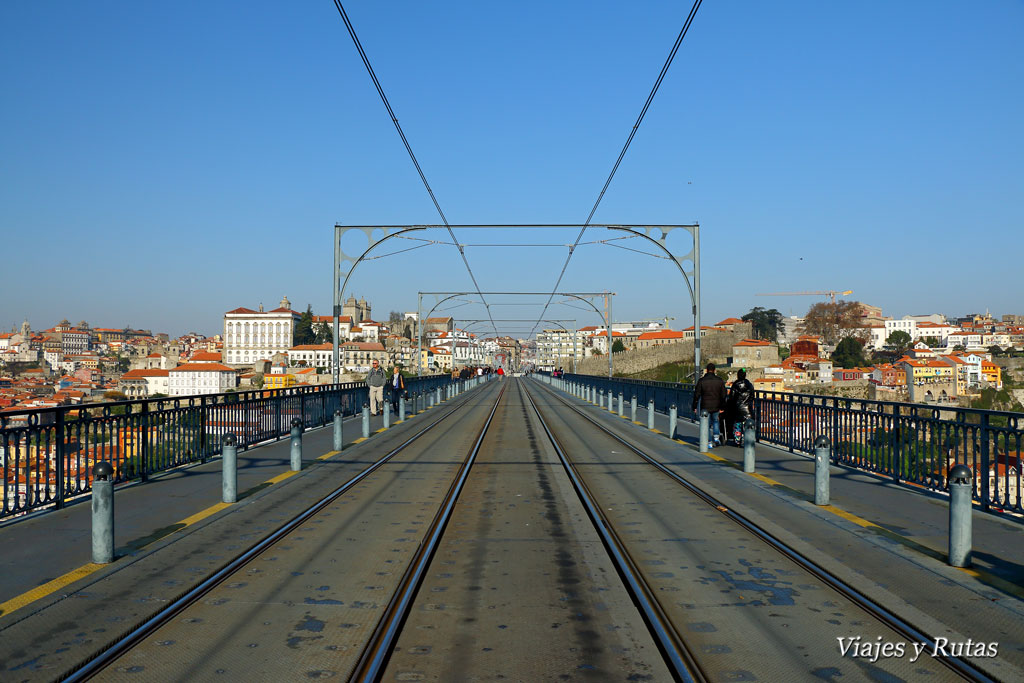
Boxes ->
[496,366,505,379]
[691,363,727,448]
[390,365,406,414]
[725,368,755,445]
[366,359,386,415]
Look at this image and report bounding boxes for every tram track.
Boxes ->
[61,381,504,682]
[526,378,993,682]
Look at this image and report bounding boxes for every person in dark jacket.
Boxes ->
[366,360,386,415]
[691,363,727,448]
[389,365,406,414]
[726,368,755,445]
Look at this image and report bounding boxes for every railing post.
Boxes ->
[948,464,973,567]
[362,402,370,438]
[55,409,66,509]
[333,409,343,451]
[891,405,901,483]
[699,410,709,451]
[290,418,302,472]
[669,404,677,440]
[139,401,149,482]
[814,435,831,506]
[979,413,991,511]
[743,418,756,473]
[383,400,390,429]
[787,394,795,452]
[91,461,114,564]
[648,399,656,431]
[631,395,637,423]
[399,395,406,422]
[617,392,624,418]
[222,433,237,503]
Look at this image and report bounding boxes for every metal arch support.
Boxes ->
[333,225,426,383]
[606,224,701,380]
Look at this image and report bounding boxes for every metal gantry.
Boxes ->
[416,291,614,378]
[334,224,700,382]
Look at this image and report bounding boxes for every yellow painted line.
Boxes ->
[632,421,644,426]
[353,437,367,444]
[0,563,105,617]
[651,429,662,434]
[316,450,341,461]
[375,428,387,433]
[265,470,299,485]
[820,504,882,530]
[178,502,232,527]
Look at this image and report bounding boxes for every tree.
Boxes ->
[922,336,940,348]
[591,348,603,356]
[103,390,128,402]
[741,307,784,342]
[831,337,868,369]
[294,305,316,345]
[314,322,332,345]
[953,344,966,352]
[612,339,626,353]
[988,345,1003,357]
[798,301,864,345]
[885,330,913,357]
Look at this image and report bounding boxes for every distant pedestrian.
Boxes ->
[726,368,755,445]
[390,365,406,414]
[691,363,727,448]
[366,359,386,415]
[497,366,505,379]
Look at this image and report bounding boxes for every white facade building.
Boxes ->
[168,363,237,396]
[223,296,300,366]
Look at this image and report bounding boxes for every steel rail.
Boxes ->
[59,381,496,682]
[349,382,508,681]
[531,379,994,683]
[520,381,705,683]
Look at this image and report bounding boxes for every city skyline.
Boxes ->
[2,1,1021,336]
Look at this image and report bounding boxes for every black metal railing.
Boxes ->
[0,374,454,520]
[551,372,1023,515]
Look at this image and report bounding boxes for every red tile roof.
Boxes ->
[170,363,236,373]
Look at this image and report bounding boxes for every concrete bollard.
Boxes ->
[290,418,303,472]
[399,395,406,421]
[608,390,615,413]
[618,392,624,418]
[631,395,637,423]
[436,387,441,404]
[91,461,115,564]
[383,400,390,429]
[743,419,756,473]
[814,435,830,506]
[222,433,238,503]
[598,389,604,409]
[429,392,435,409]
[699,410,710,451]
[648,400,656,431]
[948,464,973,567]
[362,402,370,438]
[669,404,677,440]
[333,409,343,451]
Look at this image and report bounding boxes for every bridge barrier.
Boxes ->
[0,374,458,521]
[546,372,1023,516]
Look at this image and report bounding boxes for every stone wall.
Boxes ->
[573,332,737,377]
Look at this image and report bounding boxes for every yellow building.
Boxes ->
[981,361,1002,388]
[263,371,297,390]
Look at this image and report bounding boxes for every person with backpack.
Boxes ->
[691,363,727,448]
[726,368,755,445]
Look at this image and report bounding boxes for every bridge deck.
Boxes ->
[0,378,1020,680]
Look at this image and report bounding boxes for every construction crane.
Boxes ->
[756,290,853,304]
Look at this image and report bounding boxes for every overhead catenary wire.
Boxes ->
[331,1,498,337]
[530,0,704,336]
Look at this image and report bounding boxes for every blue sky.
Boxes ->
[2,1,1021,338]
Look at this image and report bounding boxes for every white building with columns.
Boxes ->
[223,296,301,367]
[168,362,237,396]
